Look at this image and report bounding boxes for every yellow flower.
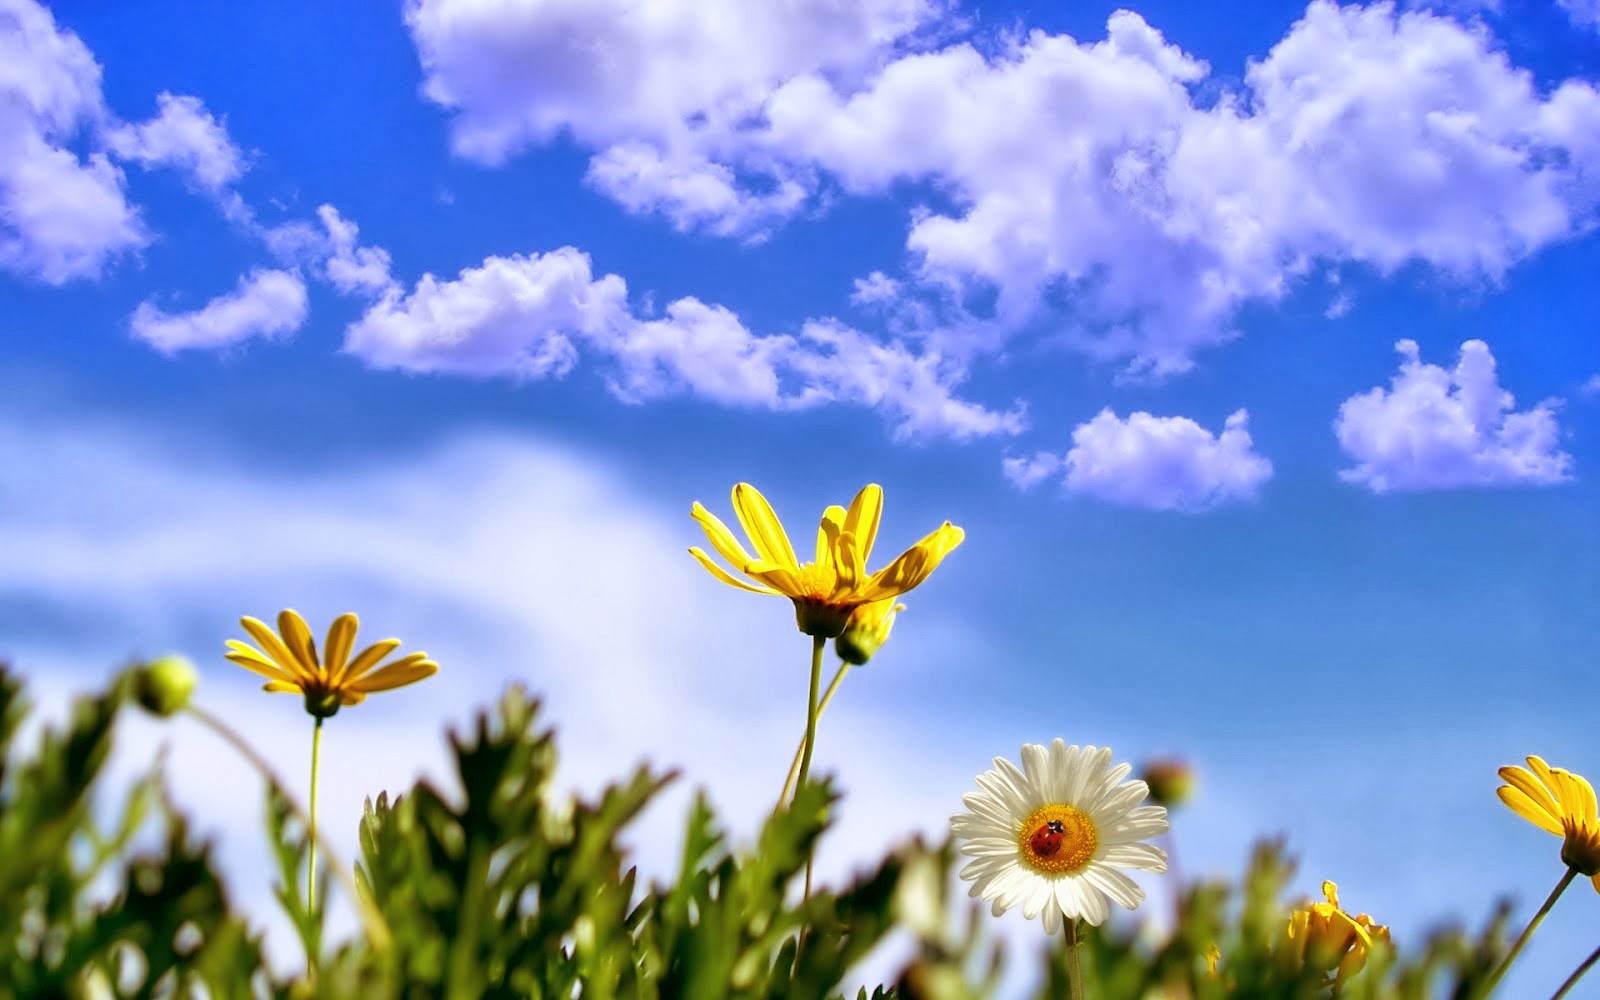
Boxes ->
[689,483,964,637]
[1204,942,1222,976]
[1497,756,1600,887]
[834,598,904,665]
[1286,881,1389,985]
[225,609,438,718]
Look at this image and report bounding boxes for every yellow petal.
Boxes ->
[238,616,311,681]
[277,609,320,676]
[324,613,359,681]
[816,505,846,568]
[1554,769,1599,823]
[843,484,883,564]
[224,647,297,685]
[339,637,404,684]
[262,680,303,694]
[1498,785,1566,836]
[689,547,781,595]
[743,561,806,599]
[692,502,760,570]
[834,529,865,596]
[731,483,798,568]
[350,654,438,693]
[1499,765,1562,823]
[861,522,964,600]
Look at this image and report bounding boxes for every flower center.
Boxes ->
[1018,804,1097,875]
[794,562,838,601]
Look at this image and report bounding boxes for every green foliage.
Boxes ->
[0,662,1564,998]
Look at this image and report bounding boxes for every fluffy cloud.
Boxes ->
[1007,409,1272,511]
[1335,339,1572,492]
[343,249,628,380]
[1559,0,1600,28]
[343,248,1021,441]
[129,269,309,354]
[105,92,244,192]
[404,0,936,235]
[0,0,144,282]
[406,0,1600,372]
[0,0,248,283]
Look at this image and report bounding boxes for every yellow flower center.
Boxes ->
[1018,804,1098,875]
[793,562,838,601]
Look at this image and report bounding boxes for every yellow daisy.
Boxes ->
[1497,755,1600,888]
[225,609,438,718]
[1286,881,1389,985]
[689,482,964,637]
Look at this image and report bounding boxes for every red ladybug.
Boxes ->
[1030,819,1065,857]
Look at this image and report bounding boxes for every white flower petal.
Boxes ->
[1099,842,1168,872]
[1083,863,1147,911]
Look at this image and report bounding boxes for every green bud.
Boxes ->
[834,600,904,665]
[131,655,199,717]
[1140,757,1196,808]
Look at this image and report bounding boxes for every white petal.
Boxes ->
[1083,863,1147,912]
[959,836,1023,858]
[1090,780,1148,823]
[1084,761,1133,812]
[1042,899,1062,934]
[1021,743,1053,802]
[1100,842,1167,872]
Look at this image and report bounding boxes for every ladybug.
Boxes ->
[1030,819,1065,857]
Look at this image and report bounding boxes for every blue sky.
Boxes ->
[3,0,1600,993]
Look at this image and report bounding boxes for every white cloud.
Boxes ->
[343,248,628,379]
[851,270,902,307]
[405,0,1600,373]
[1335,339,1572,492]
[0,0,145,282]
[1007,409,1271,510]
[404,0,938,235]
[1559,0,1600,28]
[315,205,397,298]
[1581,374,1600,397]
[129,269,309,354]
[344,249,1021,440]
[105,92,245,193]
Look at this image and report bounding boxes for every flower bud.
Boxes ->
[131,655,198,717]
[1140,757,1196,808]
[834,600,905,665]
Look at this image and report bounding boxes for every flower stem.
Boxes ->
[1489,867,1577,992]
[1551,940,1600,1000]
[185,705,391,952]
[1067,917,1085,1000]
[792,635,826,806]
[780,660,852,806]
[308,715,324,911]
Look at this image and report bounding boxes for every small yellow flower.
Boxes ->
[688,483,963,637]
[1286,881,1389,985]
[1204,942,1222,976]
[834,598,904,665]
[1497,755,1600,888]
[225,609,438,718]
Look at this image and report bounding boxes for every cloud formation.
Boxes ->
[344,249,1024,441]
[0,0,246,283]
[1005,409,1272,511]
[1335,339,1572,492]
[129,269,309,354]
[406,0,1600,373]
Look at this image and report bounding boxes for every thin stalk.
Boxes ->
[1067,917,1085,1000]
[780,661,853,806]
[185,705,392,952]
[792,635,826,806]
[1551,940,1600,1000]
[309,716,324,910]
[1488,867,1577,992]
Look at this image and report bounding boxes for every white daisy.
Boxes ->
[950,740,1169,932]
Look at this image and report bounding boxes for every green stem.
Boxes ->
[792,635,826,806]
[1551,940,1600,1000]
[185,705,391,952]
[309,715,324,911]
[780,661,852,807]
[1489,867,1577,993]
[1067,917,1085,1000]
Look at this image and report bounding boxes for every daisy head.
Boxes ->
[950,740,1169,931]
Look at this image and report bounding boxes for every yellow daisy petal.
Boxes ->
[1497,786,1566,836]
[732,483,798,568]
[323,613,359,681]
[1499,764,1561,823]
[692,502,760,570]
[239,616,310,681]
[338,637,404,684]
[689,547,781,595]
[277,609,320,677]
[224,647,297,686]
[843,484,883,563]
[349,654,439,693]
